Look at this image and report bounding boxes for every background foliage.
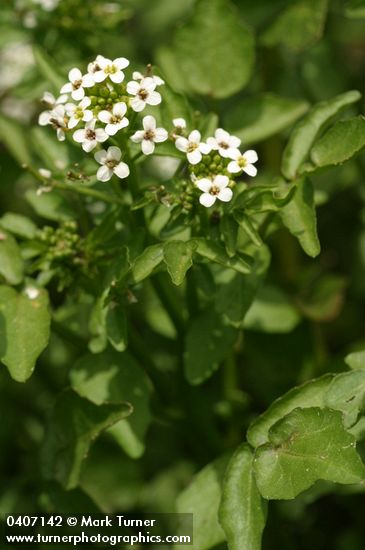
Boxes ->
[1,0,365,549]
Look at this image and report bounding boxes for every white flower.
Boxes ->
[32,0,59,11]
[87,55,106,75]
[130,115,168,155]
[66,97,94,129]
[60,68,94,101]
[175,130,211,165]
[25,286,40,300]
[93,57,129,84]
[132,71,165,86]
[173,118,186,130]
[39,104,68,141]
[38,92,67,126]
[98,102,129,136]
[38,168,51,179]
[94,146,130,182]
[207,128,241,158]
[73,120,108,152]
[126,77,161,112]
[196,175,233,208]
[227,149,258,177]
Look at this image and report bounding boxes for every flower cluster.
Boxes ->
[39,55,166,181]
[171,121,258,208]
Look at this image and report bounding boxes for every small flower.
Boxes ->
[227,149,258,176]
[132,71,165,86]
[66,97,94,129]
[126,77,162,112]
[38,168,52,179]
[207,128,241,158]
[60,68,94,101]
[130,115,168,155]
[94,146,130,182]
[73,120,108,152]
[25,286,40,300]
[93,57,130,84]
[39,104,68,141]
[38,92,67,126]
[98,102,129,136]
[87,55,106,75]
[196,175,233,208]
[175,130,211,165]
[173,118,186,130]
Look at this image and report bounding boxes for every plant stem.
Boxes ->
[151,274,185,337]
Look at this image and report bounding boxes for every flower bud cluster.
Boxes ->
[38,221,81,262]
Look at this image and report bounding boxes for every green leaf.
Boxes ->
[176,455,230,550]
[234,211,263,247]
[31,127,70,170]
[194,238,252,274]
[225,93,309,144]
[295,275,346,321]
[0,113,32,165]
[160,82,193,130]
[244,284,300,333]
[41,390,132,489]
[70,351,151,459]
[0,286,50,382]
[163,240,196,286]
[345,350,365,370]
[310,116,365,168]
[185,310,237,385]
[253,407,365,500]
[105,303,128,352]
[281,90,361,180]
[0,231,24,285]
[324,370,365,428]
[247,374,334,448]
[26,189,75,222]
[0,213,37,239]
[219,444,267,550]
[221,215,238,258]
[168,0,254,98]
[131,244,164,284]
[261,0,329,53]
[345,0,365,18]
[33,46,65,90]
[215,245,271,327]
[280,177,320,257]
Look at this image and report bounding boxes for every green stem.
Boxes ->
[53,181,125,205]
[151,274,185,337]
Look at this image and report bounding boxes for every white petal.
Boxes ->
[68,116,79,129]
[56,129,65,141]
[110,71,125,84]
[60,83,72,94]
[173,118,186,128]
[105,124,118,136]
[215,128,229,142]
[83,110,94,122]
[119,118,129,130]
[98,57,112,69]
[94,149,108,164]
[113,102,127,116]
[69,67,82,82]
[42,91,55,105]
[73,129,86,143]
[175,137,188,153]
[133,71,143,80]
[83,140,96,152]
[187,149,202,165]
[130,130,144,143]
[93,70,107,83]
[200,193,216,208]
[227,161,240,173]
[142,140,155,155]
[131,98,146,112]
[97,165,113,182]
[142,77,156,91]
[196,178,212,193]
[218,187,233,202]
[65,103,76,115]
[189,130,201,143]
[207,137,218,149]
[153,75,165,86]
[57,94,68,104]
[243,163,257,177]
[154,128,168,143]
[146,91,161,106]
[114,162,130,179]
[229,136,241,149]
[126,81,140,95]
[72,87,85,101]
[114,57,130,70]
[227,148,240,160]
[107,146,122,161]
[82,74,94,88]
[214,175,229,189]
[199,142,212,155]
[244,149,258,164]
[38,111,51,125]
[218,147,231,158]
[98,110,112,123]
[95,129,108,142]
[143,115,156,131]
